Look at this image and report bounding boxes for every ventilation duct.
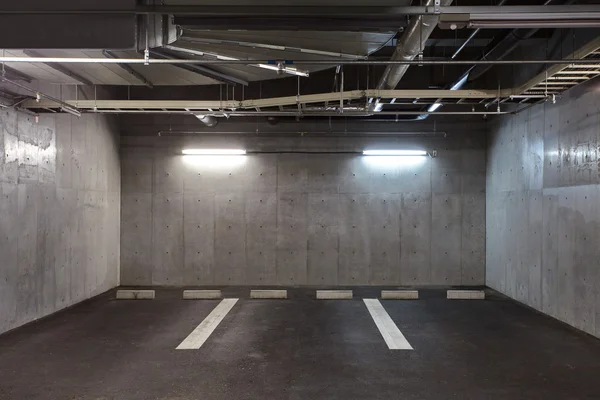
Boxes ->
[195,115,219,127]
[376,0,454,91]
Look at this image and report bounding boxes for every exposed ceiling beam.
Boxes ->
[179,36,367,60]
[1,65,33,82]
[148,49,248,86]
[175,17,406,32]
[102,50,153,88]
[22,50,94,86]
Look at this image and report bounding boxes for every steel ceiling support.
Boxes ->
[176,17,407,32]
[148,49,248,86]
[467,0,574,85]
[516,37,600,94]
[22,50,93,86]
[103,50,153,88]
[1,76,80,116]
[0,65,33,83]
[420,0,565,121]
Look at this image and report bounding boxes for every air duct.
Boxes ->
[195,115,219,127]
[376,0,454,91]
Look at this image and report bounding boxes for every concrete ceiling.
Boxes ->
[0,0,415,86]
[1,29,397,86]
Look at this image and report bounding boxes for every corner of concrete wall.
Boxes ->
[486,78,600,338]
[0,109,121,335]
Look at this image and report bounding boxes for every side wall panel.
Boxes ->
[486,78,600,338]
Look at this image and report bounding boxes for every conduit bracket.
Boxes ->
[434,0,441,14]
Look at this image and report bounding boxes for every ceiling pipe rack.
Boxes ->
[79,110,512,116]
[156,132,448,138]
[0,74,80,117]
[21,89,549,111]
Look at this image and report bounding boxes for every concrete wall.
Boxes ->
[0,110,120,335]
[120,120,486,287]
[486,78,600,338]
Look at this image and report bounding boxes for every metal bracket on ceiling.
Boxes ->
[434,0,441,15]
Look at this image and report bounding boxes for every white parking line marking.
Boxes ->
[363,299,413,350]
[176,298,238,350]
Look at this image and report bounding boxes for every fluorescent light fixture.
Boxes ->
[60,106,82,118]
[363,150,428,156]
[373,102,384,112]
[255,63,310,77]
[164,45,309,77]
[182,149,246,155]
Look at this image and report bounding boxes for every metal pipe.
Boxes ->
[468,19,600,28]
[1,5,597,16]
[0,57,598,66]
[451,0,509,59]
[452,29,481,59]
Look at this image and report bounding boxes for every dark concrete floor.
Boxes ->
[1,289,599,400]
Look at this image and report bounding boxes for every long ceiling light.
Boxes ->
[182,149,246,155]
[164,45,309,77]
[253,63,309,77]
[363,150,427,156]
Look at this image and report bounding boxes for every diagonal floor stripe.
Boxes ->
[363,299,413,350]
[176,298,239,350]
